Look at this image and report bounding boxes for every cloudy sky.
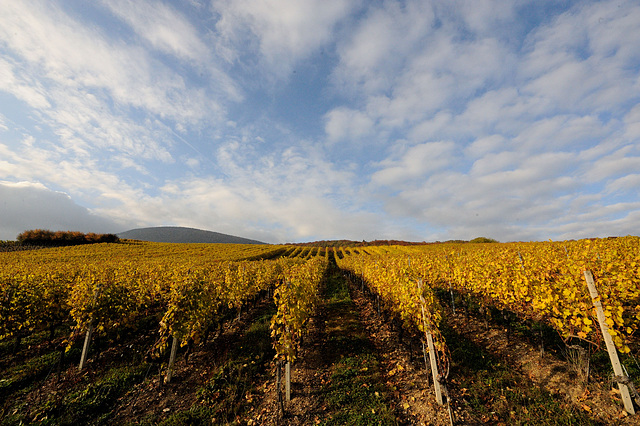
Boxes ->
[1,0,639,243]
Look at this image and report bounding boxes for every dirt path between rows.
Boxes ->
[249,285,333,425]
[252,265,442,425]
[248,268,433,425]
[348,274,453,426]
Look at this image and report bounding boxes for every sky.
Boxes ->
[1,0,639,243]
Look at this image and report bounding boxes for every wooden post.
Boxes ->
[426,331,443,405]
[78,319,94,371]
[165,336,179,384]
[79,283,101,371]
[285,360,291,401]
[283,303,292,403]
[418,279,443,405]
[449,282,456,314]
[584,270,635,415]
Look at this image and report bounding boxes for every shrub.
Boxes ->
[16,229,119,246]
[470,237,499,243]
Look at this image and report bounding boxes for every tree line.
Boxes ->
[16,229,119,246]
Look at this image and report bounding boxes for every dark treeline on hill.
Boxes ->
[16,229,119,246]
[290,237,499,246]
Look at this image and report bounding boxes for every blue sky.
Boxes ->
[1,0,639,243]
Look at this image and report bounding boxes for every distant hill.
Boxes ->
[118,226,266,244]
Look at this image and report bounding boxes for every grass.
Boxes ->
[321,353,396,426]
[318,268,398,426]
[440,287,640,418]
[442,323,601,425]
[152,407,216,426]
[0,348,69,398]
[0,315,156,425]
[1,363,148,426]
[192,306,276,424]
[48,364,148,425]
[0,298,276,426]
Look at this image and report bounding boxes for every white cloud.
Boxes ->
[0,113,8,131]
[465,135,508,158]
[1,0,639,244]
[520,0,640,113]
[324,107,374,143]
[213,0,356,79]
[0,59,51,109]
[0,0,237,184]
[549,200,640,240]
[510,114,609,151]
[623,105,640,139]
[37,136,390,243]
[331,3,516,142]
[451,0,517,36]
[583,145,640,182]
[0,181,126,240]
[372,141,456,186]
[606,174,640,194]
[0,136,155,223]
[100,0,242,101]
[102,0,209,62]
[0,1,228,127]
[319,0,640,242]
[370,146,588,242]
[469,150,521,176]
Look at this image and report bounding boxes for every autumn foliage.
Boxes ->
[16,229,119,246]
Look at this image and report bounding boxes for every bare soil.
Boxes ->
[446,310,640,425]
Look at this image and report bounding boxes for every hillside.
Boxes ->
[118,226,265,244]
[2,239,638,424]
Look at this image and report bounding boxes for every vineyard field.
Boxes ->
[1,237,639,424]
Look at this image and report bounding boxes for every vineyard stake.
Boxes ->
[584,270,635,415]
[282,278,293,403]
[165,336,179,384]
[285,360,291,401]
[79,283,101,371]
[417,279,443,405]
[426,331,443,405]
[78,319,94,371]
[448,282,455,314]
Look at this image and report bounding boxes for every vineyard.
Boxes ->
[1,237,639,424]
